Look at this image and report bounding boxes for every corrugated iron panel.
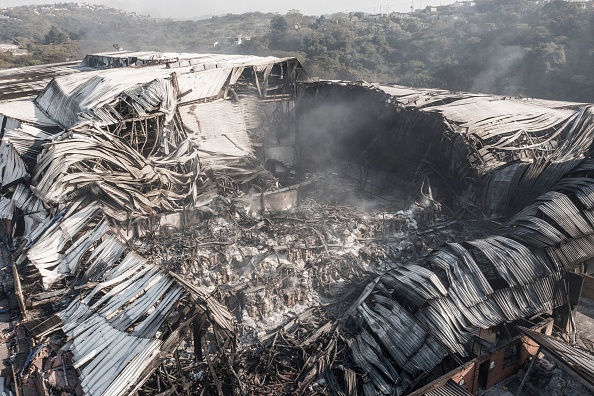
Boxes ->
[52,231,188,396]
[12,193,200,395]
[35,67,175,128]
[521,327,594,387]
[3,123,53,168]
[0,196,13,219]
[60,312,162,396]
[0,99,58,128]
[176,67,231,104]
[31,129,201,216]
[34,53,295,129]
[179,99,253,162]
[424,380,472,396]
[0,140,28,186]
[25,202,104,289]
[0,60,80,101]
[12,184,48,222]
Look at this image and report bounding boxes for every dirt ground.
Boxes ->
[576,297,594,352]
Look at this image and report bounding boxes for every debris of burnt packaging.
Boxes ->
[1,51,594,395]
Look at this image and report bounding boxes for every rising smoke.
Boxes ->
[470,44,524,95]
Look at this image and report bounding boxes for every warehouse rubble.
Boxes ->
[1,50,594,395]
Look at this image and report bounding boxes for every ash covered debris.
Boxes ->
[0,51,307,396]
[0,51,594,396]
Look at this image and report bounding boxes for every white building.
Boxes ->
[0,43,18,53]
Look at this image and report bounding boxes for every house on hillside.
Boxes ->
[566,0,594,8]
[366,13,383,20]
[232,35,251,46]
[0,43,18,52]
[449,0,477,12]
[390,11,414,19]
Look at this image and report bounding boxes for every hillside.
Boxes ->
[1,1,594,102]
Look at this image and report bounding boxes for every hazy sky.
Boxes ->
[1,0,458,18]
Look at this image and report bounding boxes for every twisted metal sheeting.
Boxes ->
[346,109,594,396]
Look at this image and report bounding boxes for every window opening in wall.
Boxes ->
[503,341,521,367]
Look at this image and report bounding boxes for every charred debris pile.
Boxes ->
[1,51,594,395]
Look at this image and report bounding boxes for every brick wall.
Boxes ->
[410,320,553,395]
[445,338,537,394]
[483,319,551,389]
[449,362,477,393]
[447,319,553,393]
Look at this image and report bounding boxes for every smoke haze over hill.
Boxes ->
[1,0,594,104]
[3,0,460,18]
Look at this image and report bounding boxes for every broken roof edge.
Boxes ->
[32,55,307,130]
[12,198,236,395]
[0,59,81,75]
[407,368,478,396]
[305,79,588,115]
[79,50,308,73]
[0,98,60,129]
[519,326,594,392]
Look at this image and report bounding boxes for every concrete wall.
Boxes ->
[581,273,594,300]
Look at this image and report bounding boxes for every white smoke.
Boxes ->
[471,45,524,94]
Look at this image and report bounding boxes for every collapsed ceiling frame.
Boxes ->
[0,51,593,395]
[0,51,307,396]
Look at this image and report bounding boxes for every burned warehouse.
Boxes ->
[0,50,593,395]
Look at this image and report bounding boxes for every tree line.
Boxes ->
[1,1,593,102]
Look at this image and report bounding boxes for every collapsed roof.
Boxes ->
[1,51,594,395]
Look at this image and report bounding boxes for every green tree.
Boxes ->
[44,26,68,45]
[270,15,288,34]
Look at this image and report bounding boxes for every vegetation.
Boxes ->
[1,1,594,102]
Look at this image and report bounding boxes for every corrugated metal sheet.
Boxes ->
[17,200,197,395]
[63,257,182,339]
[348,179,580,395]
[521,327,594,388]
[0,196,13,219]
[3,123,53,167]
[423,380,472,396]
[378,85,586,112]
[119,78,176,121]
[12,183,47,223]
[167,54,288,70]
[350,248,565,393]
[80,51,169,68]
[35,53,296,129]
[176,67,232,104]
[238,94,268,130]
[60,313,162,396]
[0,99,58,128]
[179,99,253,161]
[14,210,237,396]
[374,85,594,207]
[19,203,201,396]
[475,106,594,215]
[35,66,175,128]
[31,128,201,218]
[0,60,80,101]
[25,202,105,288]
[81,51,285,70]
[0,140,28,186]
